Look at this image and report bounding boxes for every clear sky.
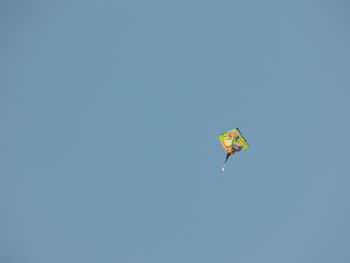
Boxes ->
[1,1,350,262]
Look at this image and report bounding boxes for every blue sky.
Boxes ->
[1,1,350,262]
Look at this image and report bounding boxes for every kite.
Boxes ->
[218,128,249,173]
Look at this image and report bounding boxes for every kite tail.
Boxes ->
[221,153,232,173]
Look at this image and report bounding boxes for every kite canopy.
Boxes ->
[218,128,249,154]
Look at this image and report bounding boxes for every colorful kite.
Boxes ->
[218,128,249,173]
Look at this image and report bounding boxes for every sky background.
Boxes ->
[1,0,350,262]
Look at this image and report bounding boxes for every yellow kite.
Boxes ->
[218,128,249,173]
